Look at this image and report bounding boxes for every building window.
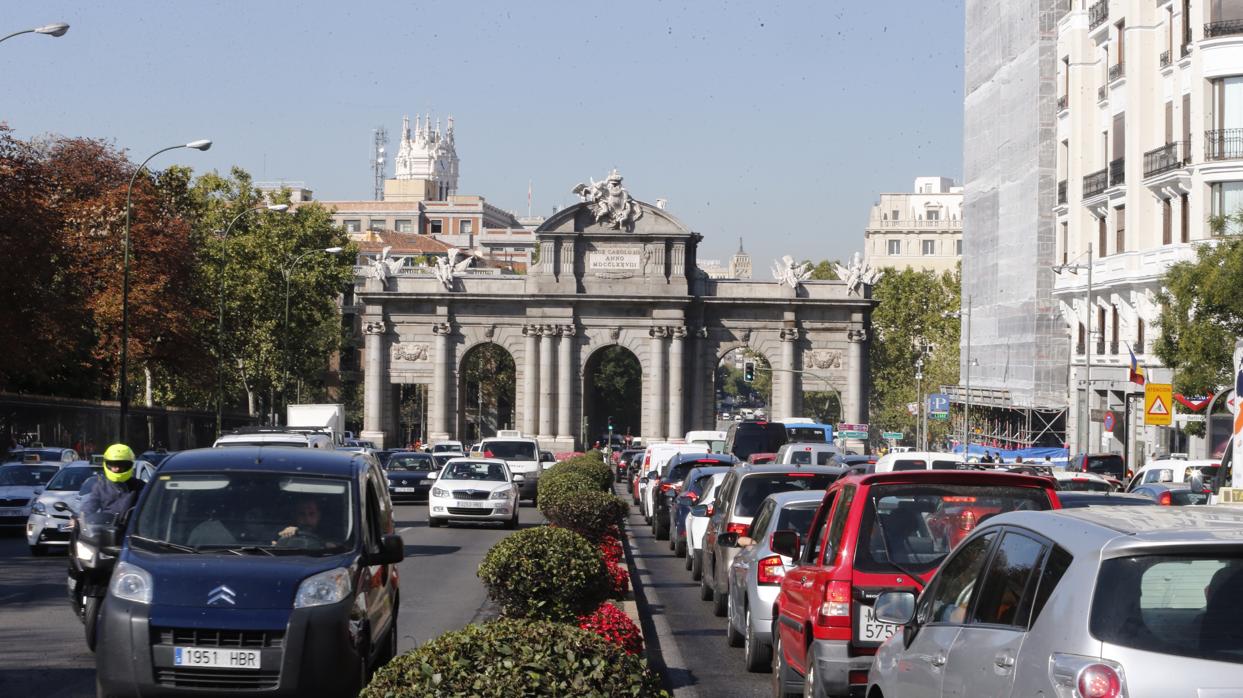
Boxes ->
[1115,205,1126,253]
[1077,322,1086,354]
[1211,182,1243,232]
[1098,216,1108,257]
[955,239,963,256]
[1162,199,1173,245]
[1181,192,1191,242]
[921,240,936,256]
[892,209,900,221]
[460,219,473,234]
[927,210,940,221]
[1111,305,1119,354]
[1097,306,1107,354]
[887,240,902,256]
[368,219,385,232]
[429,219,443,235]
[1137,318,1145,353]
[343,219,361,233]
[1060,222,1068,265]
[395,219,413,233]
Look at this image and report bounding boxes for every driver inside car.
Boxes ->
[276,497,322,543]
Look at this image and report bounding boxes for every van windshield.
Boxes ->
[132,473,355,554]
[482,441,537,461]
[786,427,827,443]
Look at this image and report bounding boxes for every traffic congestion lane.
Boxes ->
[0,501,541,696]
[620,485,768,698]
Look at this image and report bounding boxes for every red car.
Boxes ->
[748,452,778,465]
[769,470,1060,697]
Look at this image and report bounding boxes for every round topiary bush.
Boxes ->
[539,489,629,543]
[536,469,598,511]
[545,457,612,491]
[477,526,610,621]
[362,618,668,698]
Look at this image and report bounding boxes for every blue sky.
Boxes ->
[4,0,964,263]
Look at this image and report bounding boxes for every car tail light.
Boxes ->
[660,483,674,492]
[1077,665,1122,698]
[757,555,785,585]
[1049,653,1127,698]
[684,491,699,502]
[1158,491,1172,506]
[816,580,852,626]
[726,522,749,537]
[705,503,714,516]
[960,509,977,531]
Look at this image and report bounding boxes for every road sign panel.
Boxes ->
[928,393,950,417]
[839,430,868,440]
[882,431,903,440]
[1102,411,1116,432]
[1145,383,1173,426]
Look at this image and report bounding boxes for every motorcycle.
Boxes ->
[66,510,121,652]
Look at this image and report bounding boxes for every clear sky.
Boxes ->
[4,0,964,264]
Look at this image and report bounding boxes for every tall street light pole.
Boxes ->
[118,140,211,442]
[280,246,344,423]
[1054,243,1094,455]
[216,204,290,437]
[0,22,69,44]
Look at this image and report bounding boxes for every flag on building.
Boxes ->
[1128,345,1146,386]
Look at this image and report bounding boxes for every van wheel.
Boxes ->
[84,595,101,652]
[691,550,703,581]
[712,586,729,617]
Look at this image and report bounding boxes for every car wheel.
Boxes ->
[743,607,772,672]
[726,600,745,647]
[656,519,669,541]
[691,549,703,581]
[678,539,689,562]
[771,621,800,698]
[699,564,714,601]
[84,595,101,652]
[505,511,519,530]
[29,544,47,556]
[712,584,729,617]
[428,516,444,528]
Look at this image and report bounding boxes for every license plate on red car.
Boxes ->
[855,603,898,645]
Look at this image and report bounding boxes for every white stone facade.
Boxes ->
[863,177,964,273]
[1054,0,1243,459]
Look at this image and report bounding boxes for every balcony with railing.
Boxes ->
[1108,63,1125,82]
[1205,19,1243,38]
[1057,94,1069,112]
[1206,129,1243,161]
[1089,0,1109,29]
[1160,50,1172,68]
[1098,85,1108,102]
[1058,179,1068,205]
[1143,141,1189,177]
[1084,168,1108,198]
[1108,157,1125,187]
[1109,341,1120,355]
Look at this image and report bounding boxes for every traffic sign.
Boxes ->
[1144,383,1173,426]
[1102,411,1116,432]
[928,393,950,416]
[882,431,903,440]
[906,402,919,416]
[837,423,869,440]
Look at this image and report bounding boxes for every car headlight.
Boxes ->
[431,487,449,498]
[294,567,351,608]
[110,561,153,604]
[31,501,46,515]
[490,489,511,500]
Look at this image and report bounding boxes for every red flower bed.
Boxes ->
[606,559,630,598]
[577,602,643,655]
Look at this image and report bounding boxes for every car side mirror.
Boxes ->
[874,590,916,625]
[53,501,70,512]
[366,534,405,566]
[770,529,801,559]
[513,473,525,483]
[426,471,438,480]
[717,531,739,548]
[690,504,708,516]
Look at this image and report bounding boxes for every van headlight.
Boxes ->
[111,561,153,604]
[431,487,449,498]
[294,567,351,608]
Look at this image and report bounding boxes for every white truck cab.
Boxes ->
[478,435,542,501]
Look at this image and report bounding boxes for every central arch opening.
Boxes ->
[583,345,641,448]
[714,347,772,426]
[458,343,515,443]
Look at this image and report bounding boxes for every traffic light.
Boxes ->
[744,361,755,383]
[607,415,614,432]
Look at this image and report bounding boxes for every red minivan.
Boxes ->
[769,470,1060,698]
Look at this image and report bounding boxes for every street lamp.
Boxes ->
[0,22,69,44]
[943,296,974,457]
[1053,243,1094,456]
[215,204,290,436]
[118,140,211,442]
[280,246,344,422]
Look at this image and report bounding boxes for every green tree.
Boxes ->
[587,347,641,438]
[801,259,841,281]
[868,268,961,446]
[462,343,516,439]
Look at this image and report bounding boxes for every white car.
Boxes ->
[477,435,542,501]
[430,440,465,454]
[1126,458,1220,491]
[641,443,706,521]
[0,463,62,532]
[214,428,333,449]
[428,458,521,528]
[687,472,727,581]
[873,451,964,473]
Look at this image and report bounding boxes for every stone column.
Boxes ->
[557,324,576,443]
[667,326,686,438]
[648,326,668,441]
[539,325,556,439]
[847,328,868,425]
[522,324,540,435]
[428,321,452,442]
[690,327,708,429]
[780,327,800,420]
[361,320,388,447]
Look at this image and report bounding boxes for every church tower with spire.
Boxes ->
[729,237,753,279]
[385,113,459,202]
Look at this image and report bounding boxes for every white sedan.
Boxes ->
[427,458,521,529]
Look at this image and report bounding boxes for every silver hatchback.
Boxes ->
[868,506,1243,698]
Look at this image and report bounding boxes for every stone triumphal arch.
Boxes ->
[356,173,877,451]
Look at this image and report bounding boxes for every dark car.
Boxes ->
[94,447,403,697]
[1070,451,1128,480]
[615,449,644,480]
[653,454,735,541]
[373,450,410,468]
[1130,482,1212,506]
[726,421,789,462]
[138,449,174,467]
[384,451,438,501]
[672,465,732,557]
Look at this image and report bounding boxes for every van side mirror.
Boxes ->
[874,591,916,625]
[770,529,800,559]
[366,534,405,566]
[717,532,739,548]
[512,473,525,483]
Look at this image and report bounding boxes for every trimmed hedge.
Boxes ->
[545,457,612,491]
[362,618,668,698]
[477,526,610,621]
[535,469,598,511]
[539,489,628,543]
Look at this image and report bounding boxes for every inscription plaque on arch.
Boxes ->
[588,245,643,278]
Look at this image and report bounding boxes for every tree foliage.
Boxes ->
[801,259,841,281]
[868,268,961,445]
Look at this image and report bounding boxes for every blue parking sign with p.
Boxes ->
[928,393,950,420]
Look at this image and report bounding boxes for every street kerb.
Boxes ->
[614,483,696,696]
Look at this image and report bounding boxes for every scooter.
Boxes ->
[66,510,121,652]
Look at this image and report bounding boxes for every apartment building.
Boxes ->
[1054,0,1243,459]
[862,176,964,273]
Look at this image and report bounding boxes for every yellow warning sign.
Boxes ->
[1145,383,1173,426]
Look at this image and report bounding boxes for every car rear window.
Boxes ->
[729,425,788,461]
[1169,490,1210,505]
[854,483,1053,574]
[1091,555,1243,664]
[47,466,101,491]
[734,472,838,517]
[1086,455,1124,475]
[774,504,819,536]
[786,427,827,443]
[481,441,537,460]
[892,459,927,471]
[1058,477,1112,492]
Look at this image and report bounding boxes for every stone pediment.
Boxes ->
[536,199,693,237]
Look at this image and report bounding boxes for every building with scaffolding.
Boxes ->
[955,0,1069,451]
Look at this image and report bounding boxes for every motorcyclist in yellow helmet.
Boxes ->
[80,443,146,517]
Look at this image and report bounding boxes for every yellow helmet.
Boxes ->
[102,443,136,483]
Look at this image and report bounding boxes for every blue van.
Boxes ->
[93,447,403,697]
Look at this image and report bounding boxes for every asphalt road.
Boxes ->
[0,501,541,697]
[622,484,769,698]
